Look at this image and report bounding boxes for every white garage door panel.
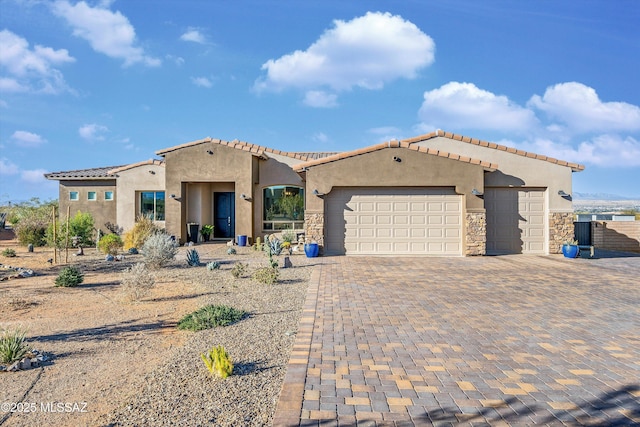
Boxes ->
[326,188,462,255]
[485,188,547,255]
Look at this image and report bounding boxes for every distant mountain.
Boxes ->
[573,192,639,201]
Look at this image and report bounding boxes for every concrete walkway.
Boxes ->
[273,253,640,426]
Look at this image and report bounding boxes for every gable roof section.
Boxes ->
[44,165,125,181]
[293,140,499,172]
[403,130,585,172]
[109,159,164,175]
[156,137,336,162]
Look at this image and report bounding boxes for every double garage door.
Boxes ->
[485,188,547,254]
[325,188,462,256]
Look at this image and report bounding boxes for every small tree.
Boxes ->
[46,211,95,249]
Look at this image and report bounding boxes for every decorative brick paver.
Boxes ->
[273,253,640,426]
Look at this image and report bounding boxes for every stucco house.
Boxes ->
[45,130,584,256]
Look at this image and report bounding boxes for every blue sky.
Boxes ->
[1,0,639,203]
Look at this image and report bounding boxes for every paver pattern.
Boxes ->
[273,252,640,426]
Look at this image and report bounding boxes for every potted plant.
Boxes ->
[200,224,214,242]
[562,239,580,258]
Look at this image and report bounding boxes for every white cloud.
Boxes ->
[180,28,206,44]
[10,130,47,147]
[304,90,337,108]
[166,54,185,66]
[312,132,329,143]
[191,76,212,88]
[528,82,640,133]
[52,0,160,67]
[255,11,435,105]
[0,158,19,175]
[369,126,402,142]
[21,168,48,184]
[418,82,538,133]
[79,123,108,141]
[0,29,75,94]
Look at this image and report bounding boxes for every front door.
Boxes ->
[214,192,235,238]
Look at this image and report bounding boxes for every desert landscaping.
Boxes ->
[0,228,316,426]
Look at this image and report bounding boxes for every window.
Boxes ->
[88,191,97,201]
[105,191,114,201]
[69,191,79,201]
[140,191,165,221]
[263,186,304,230]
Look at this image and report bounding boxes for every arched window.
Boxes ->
[263,185,304,230]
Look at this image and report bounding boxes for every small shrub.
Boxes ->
[123,215,160,251]
[98,233,124,255]
[201,345,233,379]
[16,222,47,247]
[104,222,123,235]
[0,327,30,364]
[141,232,178,268]
[227,247,236,255]
[177,304,247,331]
[186,249,201,266]
[54,266,84,287]
[207,261,220,271]
[2,248,16,257]
[120,262,155,301]
[253,266,279,285]
[282,230,296,243]
[230,262,247,278]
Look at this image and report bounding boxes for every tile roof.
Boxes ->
[156,137,335,161]
[109,159,164,174]
[293,140,499,172]
[403,130,585,172]
[44,165,125,180]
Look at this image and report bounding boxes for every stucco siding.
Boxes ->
[59,180,117,236]
[115,163,165,232]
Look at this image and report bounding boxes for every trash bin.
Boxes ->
[237,235,247,247]
[187,223,199,244]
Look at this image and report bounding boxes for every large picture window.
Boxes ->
[140,191,165,221]
[263,186,304,230]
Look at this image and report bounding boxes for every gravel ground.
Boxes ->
[0,237,315,427]
[100,244,314,426]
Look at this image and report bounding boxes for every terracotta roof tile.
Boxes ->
[108,159,164,174]
[404,130,585,172]
[293,140,498,172]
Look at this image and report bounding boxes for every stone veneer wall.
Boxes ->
[304,212,324,247]
[465,212,486,256]
[549,212,575,254]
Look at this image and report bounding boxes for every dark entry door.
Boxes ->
[214,192,235,238]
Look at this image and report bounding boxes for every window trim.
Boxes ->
[69,191,79,201]
[262,185,305,231]
[87,191,97,201]
[104,191,114,201]
[139,191,165,221]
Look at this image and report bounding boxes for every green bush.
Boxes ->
[177,304,247,331]
[7,198,57,247]
[0,327,30,364]
[54,266,84,287]
[230,262,247,278]
[2,248,16,257]
[46,211,95,248]
[98,233,124,255]
[253,266,279,285]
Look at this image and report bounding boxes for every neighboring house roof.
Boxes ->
[155,137,337,162]
[109,159,164,175]
[44,165,125,180]
[293,139,499,172]
[403,130,585,172]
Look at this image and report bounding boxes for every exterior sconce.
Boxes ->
[312,189,324,196]
[207,150,214,155]
[558,190,570,197]
[240,193,252,201]
[170,194,182,202]
[148,170,155,174]
[471,189,483,196]
[392,156,401,162]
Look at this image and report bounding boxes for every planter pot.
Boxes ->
[187,224,199,244]
[304,243,319,258]
[237,235,247,247]
[562,244,579,258]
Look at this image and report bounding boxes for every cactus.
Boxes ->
[186,248,201,266]
[207,261,220,271]
[227,247,236,255]
[268,237,283,256]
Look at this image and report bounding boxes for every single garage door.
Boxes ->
[325,188,463,255]
[485,188,546,254]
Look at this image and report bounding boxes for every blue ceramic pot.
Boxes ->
[304,243,319,257]
[562,244,579,258]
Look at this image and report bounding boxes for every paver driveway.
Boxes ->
[273,253,640,426]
